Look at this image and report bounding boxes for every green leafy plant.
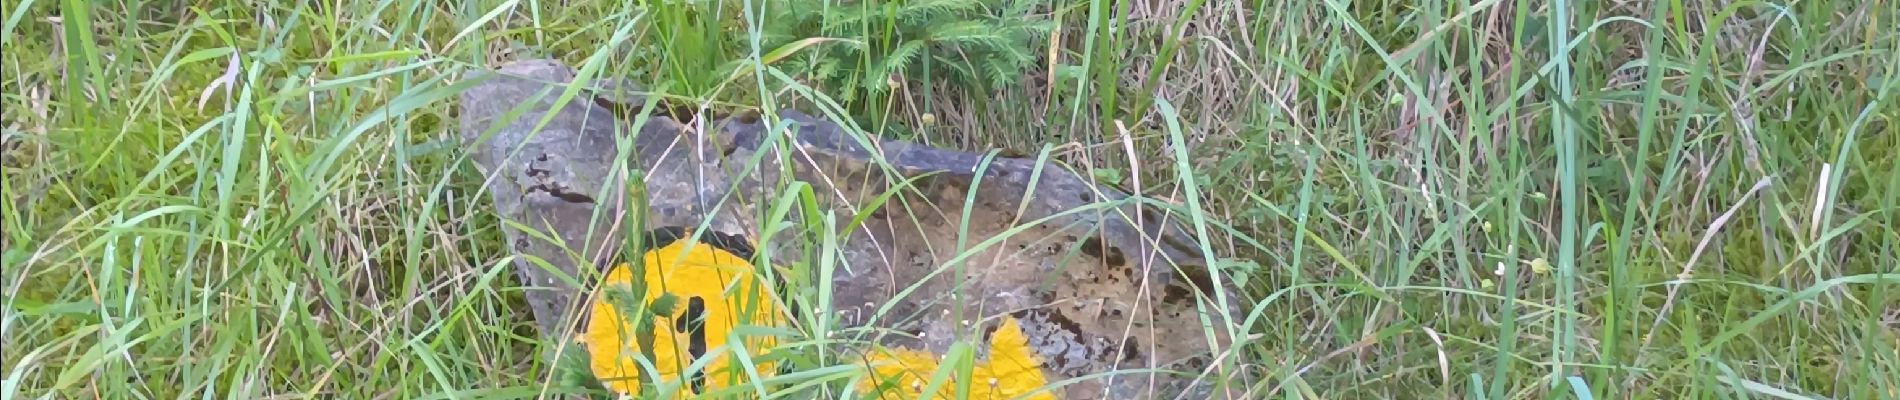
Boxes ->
[759,0,1052,112]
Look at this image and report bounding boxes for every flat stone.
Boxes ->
[459,59,1246,399]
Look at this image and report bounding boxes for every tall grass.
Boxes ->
[3,0,1896,398]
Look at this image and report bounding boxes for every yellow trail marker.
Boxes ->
[579,228,783,397]
[857,316,1057,400]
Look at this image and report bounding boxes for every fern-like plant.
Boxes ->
[759,0,1052,110]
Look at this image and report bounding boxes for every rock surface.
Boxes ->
[459,59,1245,399]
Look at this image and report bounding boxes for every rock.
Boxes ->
[457,59,637,339]
[459,59,1246,399]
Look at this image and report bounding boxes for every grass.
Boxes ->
[2,0,1897,398]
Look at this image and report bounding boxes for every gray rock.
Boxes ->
[459,59,1248,399]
